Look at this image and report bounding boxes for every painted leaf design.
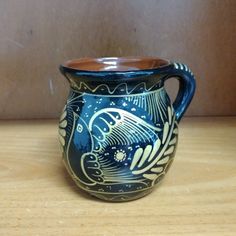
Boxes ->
[157,156,169,165]
[164,146,175,156]
[162,122,169,144]
[138,145,152,167]
[130,148,143,170]
[168,106,172,124]
[169,137,177,145]
[150,167,163,173]
[130,139,162,171]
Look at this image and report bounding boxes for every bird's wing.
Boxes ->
[88,107,161,152]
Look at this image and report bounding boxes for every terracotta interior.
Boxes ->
[63,57,169,72]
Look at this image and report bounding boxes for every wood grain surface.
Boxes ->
[0,0,236,119]
[0,117,235,235]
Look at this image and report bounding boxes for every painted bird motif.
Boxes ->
[61,92,177,189]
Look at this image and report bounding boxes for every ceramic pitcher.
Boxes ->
[59,57,196,201]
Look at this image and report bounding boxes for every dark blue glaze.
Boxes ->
[59,59,195,201]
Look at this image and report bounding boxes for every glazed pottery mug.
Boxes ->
[59,57,195,201]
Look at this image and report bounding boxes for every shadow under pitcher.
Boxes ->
[58,57,196,202]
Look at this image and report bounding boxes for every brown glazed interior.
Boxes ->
[62,57,170,72]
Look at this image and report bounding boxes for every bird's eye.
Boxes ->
[77,124,83,133]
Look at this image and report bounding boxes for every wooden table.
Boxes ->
[0,117,235,236]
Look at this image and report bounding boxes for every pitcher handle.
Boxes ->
[164,62,196,122]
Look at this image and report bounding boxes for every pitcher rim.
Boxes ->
[60,56,171,75]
